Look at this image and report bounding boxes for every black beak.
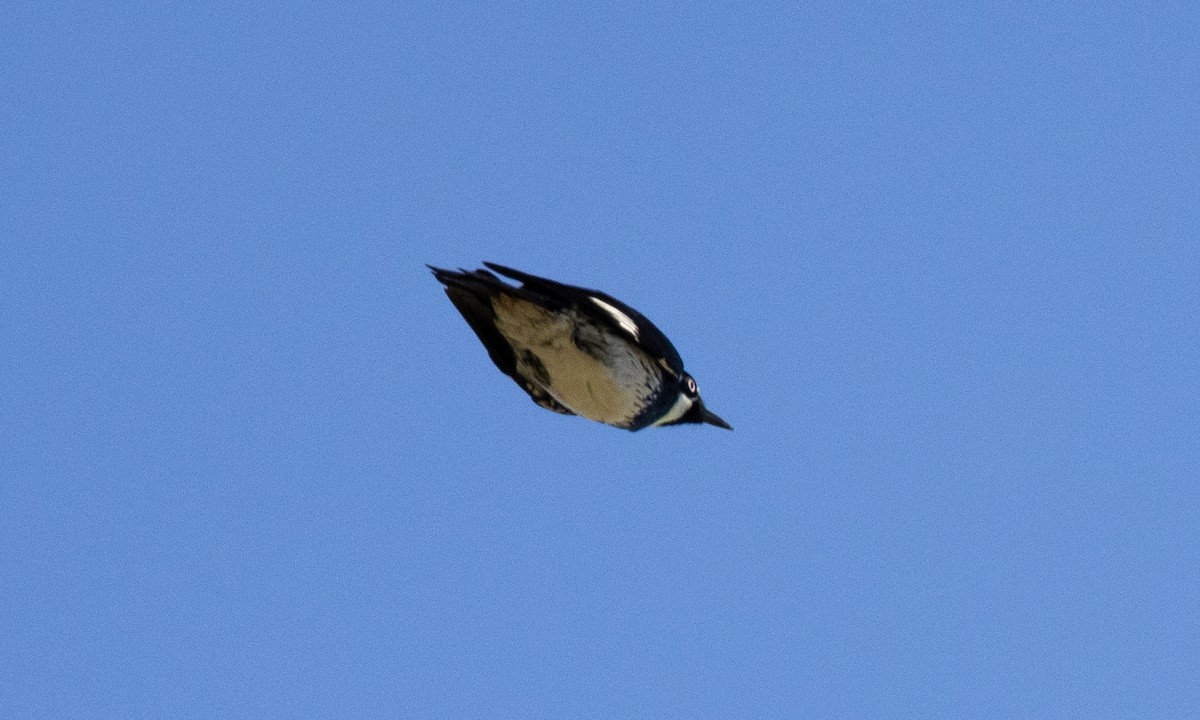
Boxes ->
[697,403,732,430]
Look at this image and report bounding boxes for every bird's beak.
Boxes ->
[698,403,732,430]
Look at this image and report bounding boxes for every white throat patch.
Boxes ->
[589,296,639,340]
[651,392,693,426]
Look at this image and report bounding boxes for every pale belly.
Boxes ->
[492,295,658,427]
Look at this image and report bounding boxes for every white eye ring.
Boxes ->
[686,377,697,394]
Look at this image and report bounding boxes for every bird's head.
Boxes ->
[657,373,732,430]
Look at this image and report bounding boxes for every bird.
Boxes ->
[429,262,731,431]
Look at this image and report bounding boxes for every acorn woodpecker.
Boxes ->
[429,262,731,431]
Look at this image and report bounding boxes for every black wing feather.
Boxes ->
[481,262,685,373]
[428,265,574,415]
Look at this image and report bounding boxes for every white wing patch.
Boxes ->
[589,296,639,340]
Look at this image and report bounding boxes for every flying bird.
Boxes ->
[429,262,731,431]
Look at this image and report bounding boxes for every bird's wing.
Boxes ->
[428,265,576,415]
[481,262,685,374]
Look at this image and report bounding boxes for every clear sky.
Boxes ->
[4,3,1198,718]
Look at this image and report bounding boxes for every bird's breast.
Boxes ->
[491,295,662,428]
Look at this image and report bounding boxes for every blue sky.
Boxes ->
[4,2,1198,718]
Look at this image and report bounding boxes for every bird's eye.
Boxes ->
[685,377,698,395]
